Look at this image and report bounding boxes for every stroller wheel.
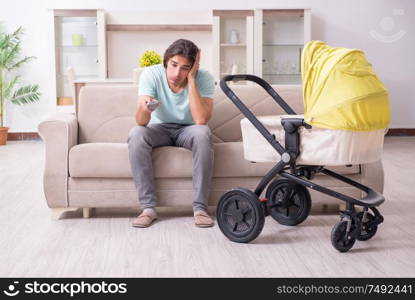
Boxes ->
[266,179,311,226]
[356,211,378,241]
[331,220,356,252]
[217,188,265,243]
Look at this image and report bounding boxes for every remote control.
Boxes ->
[146,98,160,111]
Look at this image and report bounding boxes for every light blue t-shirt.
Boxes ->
[138,64,215,124]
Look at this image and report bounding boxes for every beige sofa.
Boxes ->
[38,84,384,219]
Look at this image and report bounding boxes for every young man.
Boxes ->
[127,39,215,228]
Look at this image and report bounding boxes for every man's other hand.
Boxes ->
[187,49,200,81]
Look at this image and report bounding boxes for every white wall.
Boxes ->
[1,0,414,131]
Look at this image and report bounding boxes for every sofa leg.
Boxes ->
[83,208,94,218]
[52,208,80,220]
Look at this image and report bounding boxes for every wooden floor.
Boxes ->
[0,137,414,277]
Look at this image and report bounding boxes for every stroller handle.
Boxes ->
[220,74,297,115]
[219,74,298,155]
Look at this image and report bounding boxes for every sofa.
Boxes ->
[38,84,384,219]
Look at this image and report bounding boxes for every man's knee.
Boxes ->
[188,125,211,139]
[187,125,212,147]
[127,125,150,146]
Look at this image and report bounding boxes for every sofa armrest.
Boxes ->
[38,113,78,208]
[360,160,384,194]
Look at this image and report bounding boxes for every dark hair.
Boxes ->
[163,39,198,68]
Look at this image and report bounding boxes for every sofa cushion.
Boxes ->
[69,143,192,178]
[68,142,360,178]
[208,84,304,143]
[77,84,304,144]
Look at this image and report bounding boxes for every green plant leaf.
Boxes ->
[8,56,35,71]
[1,43,20,68]
[0,28,22,50]
[11,27,23,40]
[0,34,11,50]
[4,75,20,98]
[0,26,40,128]
[10,84,41,105]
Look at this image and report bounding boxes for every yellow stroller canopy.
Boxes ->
[301,41,390,131]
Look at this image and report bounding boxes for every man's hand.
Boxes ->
[187,49,200,81]
[145,98,160,112]
[186,48,213,125]
[136,95,159,126]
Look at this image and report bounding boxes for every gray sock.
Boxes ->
[143,208,157,218]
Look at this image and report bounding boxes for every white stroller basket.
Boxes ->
[240,115,386,166]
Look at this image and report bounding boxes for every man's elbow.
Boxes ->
[136,120,148,126]
[136,114,149,126]
[194,120,207,125]
[136,117,149,126]
[194,114,211,125]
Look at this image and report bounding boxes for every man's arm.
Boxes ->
[135,95,155,126]
[136,67,159,126]
[187,50,214,125]
[188,80,213,125]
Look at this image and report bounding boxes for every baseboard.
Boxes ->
[7,132,41,141]
[5,128,415,141]
[386,128,415,136]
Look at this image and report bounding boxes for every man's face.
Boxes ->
[166,55,192,88]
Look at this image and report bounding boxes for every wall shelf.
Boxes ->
[212,10,254,84]
[106,24,212,31]
[213,9,310,85]
[220,43,247,47]
[254,9,311,84]
[50,8,106,110]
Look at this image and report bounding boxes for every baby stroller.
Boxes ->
[216,41,390,252]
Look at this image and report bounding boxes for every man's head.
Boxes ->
[163,39,199,88]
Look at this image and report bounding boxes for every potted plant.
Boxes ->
[133,50,162,84]
[0,26,41,145]
[139,49,162,68]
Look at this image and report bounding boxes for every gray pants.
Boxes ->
[127,123,214,212]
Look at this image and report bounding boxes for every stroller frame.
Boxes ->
[217,74,385,252]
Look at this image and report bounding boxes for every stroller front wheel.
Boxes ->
[331,220,356,252]
[356,211,378,241]
[217,188,265,243]
[266,179,311,226]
